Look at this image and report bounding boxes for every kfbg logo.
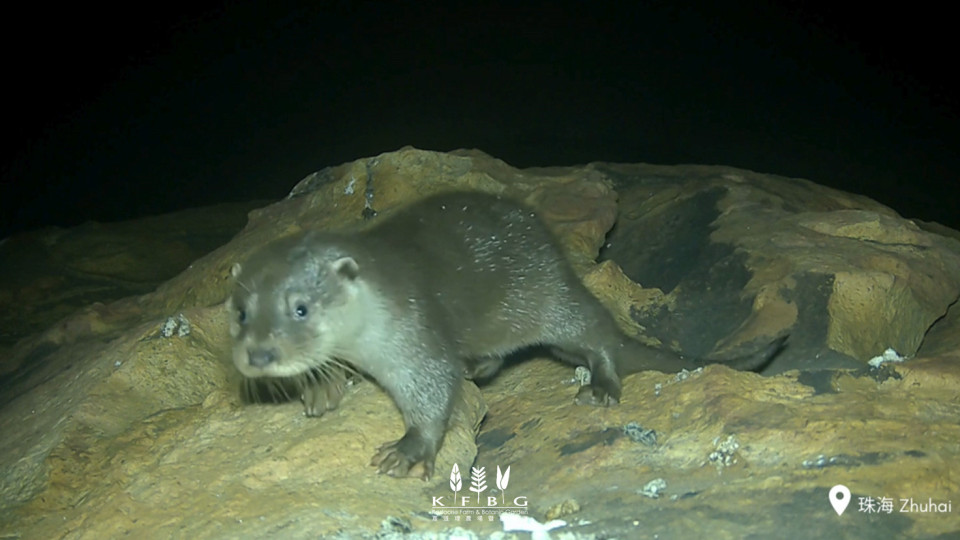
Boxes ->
[431,464,528,510]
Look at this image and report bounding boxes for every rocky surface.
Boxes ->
[1,147,958,538]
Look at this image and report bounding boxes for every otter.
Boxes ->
[227,191,784,480]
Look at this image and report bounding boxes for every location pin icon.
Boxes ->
[829,484,851,515]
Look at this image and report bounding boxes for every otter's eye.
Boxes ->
[237,309,247,325]
[294,304,309,319]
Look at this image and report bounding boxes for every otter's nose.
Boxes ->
[247,347,278,368]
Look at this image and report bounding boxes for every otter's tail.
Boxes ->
[701,334,788,372]
[618,333,788,375]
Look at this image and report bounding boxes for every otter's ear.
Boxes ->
[332,257,359,280]
[231,263,243,279]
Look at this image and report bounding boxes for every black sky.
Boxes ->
[2,2,958,237]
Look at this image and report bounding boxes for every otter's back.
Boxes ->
[354,193,589,356]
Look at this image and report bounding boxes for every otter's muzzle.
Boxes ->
[247,347,279,368]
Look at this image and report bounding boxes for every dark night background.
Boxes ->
[2,2,957,239]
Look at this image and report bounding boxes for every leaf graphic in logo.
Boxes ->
[497,465,511,505]
[496,465,511,489]
[450,463,462,491]
[450,463,462,505]
[469,466,487,503]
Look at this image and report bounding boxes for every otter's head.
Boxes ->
[227,234,363,379]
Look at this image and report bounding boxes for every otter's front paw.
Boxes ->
[370,432,436,480]
[301,377,346,417]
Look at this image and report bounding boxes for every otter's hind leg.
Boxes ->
[464,355,504,381]
[549,344,622,406]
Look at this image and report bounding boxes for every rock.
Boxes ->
[1,147,958,538]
